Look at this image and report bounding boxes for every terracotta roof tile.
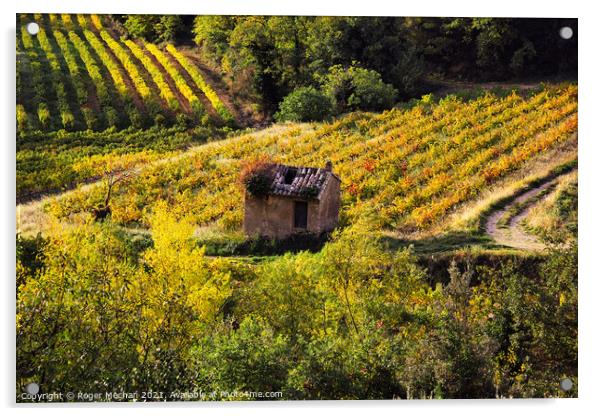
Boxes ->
[268,163,339,200]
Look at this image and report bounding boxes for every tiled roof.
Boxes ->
[269,163,339,200]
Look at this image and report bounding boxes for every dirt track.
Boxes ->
[484,175,565,251]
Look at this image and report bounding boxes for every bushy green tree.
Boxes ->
[123,15,156,40]
[286,329,404,399]
[471,242,578,398]
[191,15,576,111]
[403,17,577,80]
[192,16,418,112]
[192,316,290,397]
[193,16,238,60]
[16,203,232,397]
[241,252,325,339]
[16,182,578,401]
[17,221,142,393]
[275,87,333,122]
[321,64,398,113]
[123,15,183,43]
[154,16,184,43]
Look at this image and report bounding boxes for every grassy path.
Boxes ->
[484,170,575,251]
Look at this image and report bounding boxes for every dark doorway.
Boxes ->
[294,201,308,229]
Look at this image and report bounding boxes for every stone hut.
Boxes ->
[243,161,341,239]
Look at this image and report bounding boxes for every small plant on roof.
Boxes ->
[239,156,275,198]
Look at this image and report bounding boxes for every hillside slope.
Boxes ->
[29,85,577,238]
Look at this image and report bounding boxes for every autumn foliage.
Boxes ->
[238,156,276,198]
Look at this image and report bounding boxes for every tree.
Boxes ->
[154,16,184,43]
[192,316,290,396]
[193,16,238,61]
[242,251,328,340]
[193,16,420,112]
[17,221,141,393]
[275,87,333,122]
[123,15,183,43]
[321,64,398,113]
[438,261,497,398]
[320,220,389,335]
[134,202,232,391]
[16,203,233,396]
[92,159,136,221]
[403,17,577,80]
[123,15,156,40]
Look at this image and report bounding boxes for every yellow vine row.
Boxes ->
[145,43,203,115]
[165,44,235,124]
[124,39,180,111]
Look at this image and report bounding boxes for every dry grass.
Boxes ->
[524,169,578,231]
[16,201,50,237]
[438,136,577,234]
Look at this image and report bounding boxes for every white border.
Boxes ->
[2,1,600,415]
[10,0,580,17]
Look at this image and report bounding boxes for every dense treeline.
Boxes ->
[17,14,578,129]
[121,16,577,114]
[17,210,577,400]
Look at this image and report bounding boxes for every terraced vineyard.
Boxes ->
[16,13,236,132]
[46,84,577,235]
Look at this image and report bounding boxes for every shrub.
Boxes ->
[275,87,333,122]
[239,156,275,198]
[16,104,28,132]
[37,103,51,129]
[175,113,191,128]
[60,110,75,130]
[82,108,98,130]
[128,108,145,129]
[192,316,290,395]
[321,64,397,113]
[154,113,166,127]
[242,171,272,198]
[105,107,120,128]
